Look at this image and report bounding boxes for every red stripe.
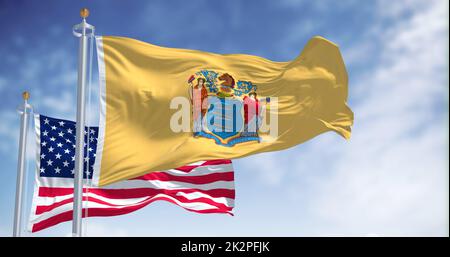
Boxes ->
[35,195,140,215]
[32,196,233,233]
[35,190,233,215]
[39,187,235,199]
[133,171,234,184]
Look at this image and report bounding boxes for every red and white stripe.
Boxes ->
[28,160,235,233]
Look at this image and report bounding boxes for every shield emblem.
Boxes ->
[188,70,263,147]
[206,97,243,142]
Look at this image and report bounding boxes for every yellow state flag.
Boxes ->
[92,35,354,186]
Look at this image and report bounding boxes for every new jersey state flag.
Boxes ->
[93,35,353,186]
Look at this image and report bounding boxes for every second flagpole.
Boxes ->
[13,92,32,237]
[72,8,94,237]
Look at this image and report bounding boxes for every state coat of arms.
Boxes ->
[187,70,270,147]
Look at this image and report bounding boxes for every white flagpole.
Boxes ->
[72,8,94,237]
[13,91,32,237]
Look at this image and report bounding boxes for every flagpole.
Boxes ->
[13,91,31,237]
[72,8,94,237]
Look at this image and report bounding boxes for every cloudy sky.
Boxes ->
[0,0,448,236]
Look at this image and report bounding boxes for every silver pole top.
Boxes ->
[73,8,95,37]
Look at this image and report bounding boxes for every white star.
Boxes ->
[42,130,49,136]
[71,156,75,161]
[40,168,45,173]
[55,153,62,159]
[72,144,76,148]
[93,153,96,157]
[58,132,65,137]
[88,147,93,152]
[44,118,49,124]
[83,130,88,135]
[55,167,61,174]
[65,139,72,143]
[67,128,73,134]
[84,157,90,162]
[58,121,65,127]
[48,146,54,152]
[50,137,56,142]
[47,160,53,166]
[90,137,94,142]
[85,170,91,176]
[64,149,71,154]
[71,169,75,174]
[63,161,69,167]
[57,142,63,148]
[90,129,95,134]
[41,141,47,147]
[51,125,57,130]
[40,153,46,159]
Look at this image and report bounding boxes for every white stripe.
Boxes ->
[35,193,150,207]
[175,191,235,207]
[167,163,234,176]
[92,36,105,187]
[27,114,42,232]
[181,161,206,166]
[35,193,233,210]
[37,176,235,191]
[87,179,235,191]
[29,193,227,226]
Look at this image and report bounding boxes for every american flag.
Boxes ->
[28,115,235,233]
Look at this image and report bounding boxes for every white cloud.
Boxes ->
[0,77,6,91]
[312,0,447,236]
[0,111,19,155]
[240,0,448,236]
[376,0,428,19]
[41,91,76,116]
[0,225,9,237]
[1,0,447,237]
[0,40,94,163]
[238,151,288,186]
[83,220,130,237]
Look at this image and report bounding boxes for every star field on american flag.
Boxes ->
[38,115,98,179]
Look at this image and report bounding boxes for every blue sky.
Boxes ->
[0,0,448,236]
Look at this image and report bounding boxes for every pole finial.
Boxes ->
[80,8,89,18]
[22,91,30,101]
